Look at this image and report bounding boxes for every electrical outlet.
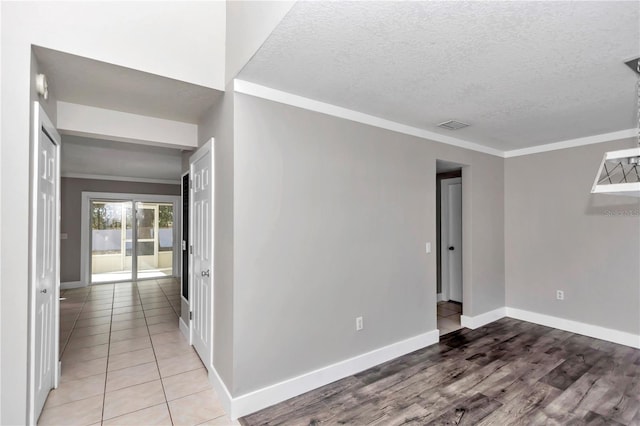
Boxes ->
[556,290,564,301]
[356,316,364,331]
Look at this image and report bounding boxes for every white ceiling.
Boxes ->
[34,46,222,124]
[62,135,183,182]
[239,1,639,151]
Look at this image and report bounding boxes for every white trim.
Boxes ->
[214,308,639,420]
[62,173,180,185]
[228,329,439,419]
[179,317,190,341]
[234,80,635,160]
[80,192,181,286]
[234,80,504,157]
[437,293,446,302]
[208,366,233,419]
[460,307,507,329]
[455,306,640,349]
[60,281,86,290]
[505,307,640,349]
[504,129,637,158]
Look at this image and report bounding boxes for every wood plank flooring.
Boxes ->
[240,318,640,425]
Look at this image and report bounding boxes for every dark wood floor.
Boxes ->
[240,318,640,425]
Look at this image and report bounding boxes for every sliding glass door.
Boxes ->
[91,200,133,283]
[89,196,177,284]
[135,202,174,279]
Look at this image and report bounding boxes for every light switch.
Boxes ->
[60,233,68,240]
[425,242,431,253]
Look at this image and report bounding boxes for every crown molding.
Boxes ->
[234,79,505,157]
[503,129,637,158]
[234,80,635,160]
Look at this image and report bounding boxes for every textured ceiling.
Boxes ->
[239,1,639,151]
[62,136,183,181]
[35,47,222,124]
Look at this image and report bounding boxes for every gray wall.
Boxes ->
[231,94,505,395]
[505,138,640,334]
[197,83,236,388]
[60,178,180,283]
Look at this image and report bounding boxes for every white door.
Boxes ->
[447,182,463,303]
[441,177,463,303]
[30,103,61,423]
[190,140,214,369]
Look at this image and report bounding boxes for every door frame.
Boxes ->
[180,171,191,343]
[28,102,61,425]
[440,177,462,302]
[189,138,215,370]
[80,192,181,285]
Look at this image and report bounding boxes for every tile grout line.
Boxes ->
[138,280,175,425]
[59,289,91,359]
[48,281,193,424]
[99,284,116,426]
[157,278,180,317]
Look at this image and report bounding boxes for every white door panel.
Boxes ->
[190,140,213,369]
[447,183,463,303]
[31,103,60,423]
[441,177,463,304]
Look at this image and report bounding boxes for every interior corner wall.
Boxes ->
[224,1,296,83]
[505,138,640,335]
[60,178,180,283]
[1,37,56,425]
[231,94,505,395]
[181,151,191,175]
[197,83,235,391]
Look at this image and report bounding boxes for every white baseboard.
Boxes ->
[461,307,506,329]
[60,281,86,289]
[179,317,190,342]
[206,306,640,421]
[226,329,439,419]
[208,365,234,419]
[437,293,446,302]
[457,306,640,349]
[505,307,640,349]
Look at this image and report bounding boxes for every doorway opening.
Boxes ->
[81,192,181,285]
[436,160,464,335]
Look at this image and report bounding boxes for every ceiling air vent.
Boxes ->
[437,120,470,130]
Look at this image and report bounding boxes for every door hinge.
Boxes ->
[189,245,193,254]
[189,311,193,320]
[189,179,193,189]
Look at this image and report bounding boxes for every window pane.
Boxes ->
[91,200,133,283]
[136,241,155,256]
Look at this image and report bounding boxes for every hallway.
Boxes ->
[39,278,237,425]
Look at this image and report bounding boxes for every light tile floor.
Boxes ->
[437,300,462,335]
[40,278,238,426]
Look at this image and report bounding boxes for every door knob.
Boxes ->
[448,246,455,251]
[41,289,48,294]
[201,270,210,277]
